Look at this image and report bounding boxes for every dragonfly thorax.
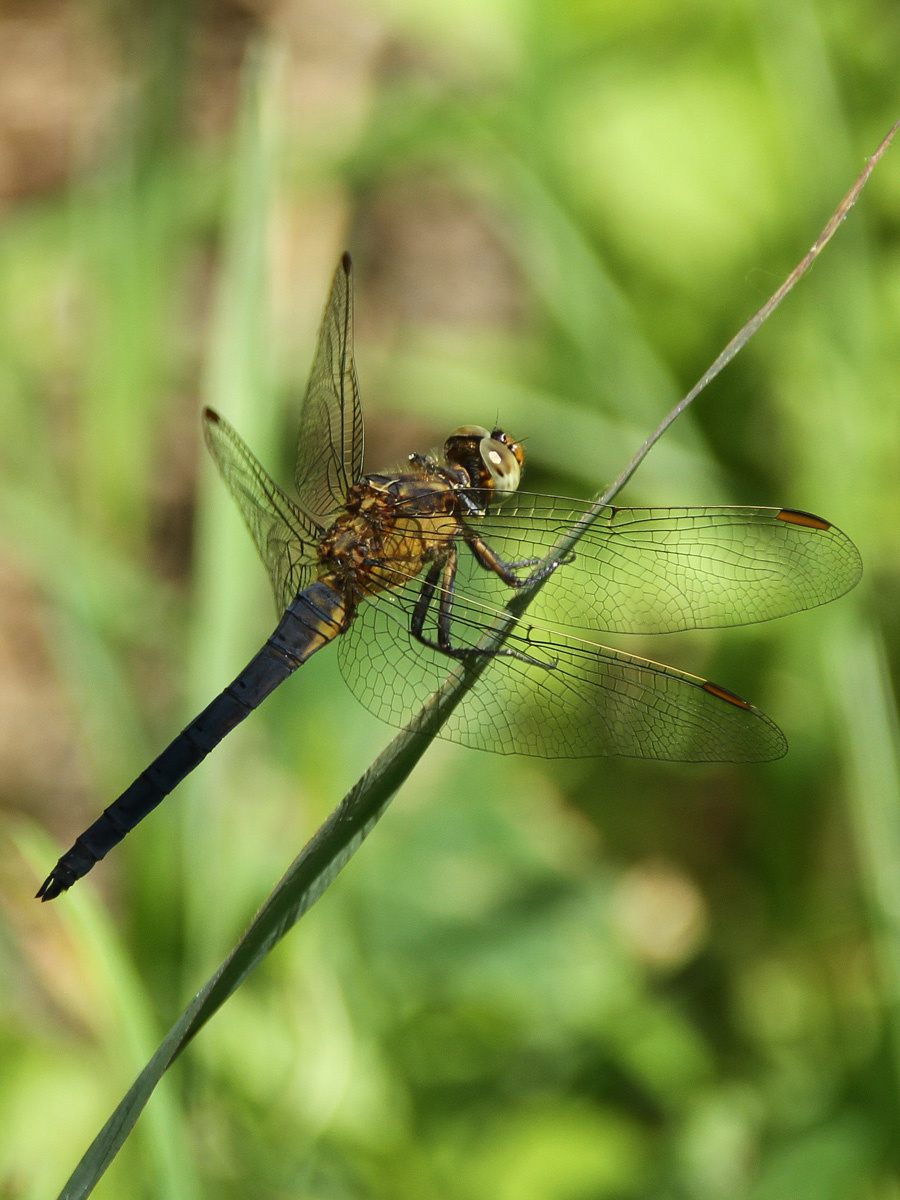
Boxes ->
[317,475,460,601]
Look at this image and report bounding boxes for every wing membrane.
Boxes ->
[397,494,860,635]
[337,576,786,762]
[203,408,321,613]
[294,253,365,523]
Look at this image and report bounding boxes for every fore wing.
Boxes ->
[203,408,321,613]
[438,496,861,634]
[294,253,365,525]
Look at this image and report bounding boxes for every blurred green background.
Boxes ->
[1,0,899,1197]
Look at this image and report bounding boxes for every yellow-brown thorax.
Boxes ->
[317,471,460,601]
[316,424,524,612]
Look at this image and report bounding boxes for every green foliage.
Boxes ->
[0,0,898,1197]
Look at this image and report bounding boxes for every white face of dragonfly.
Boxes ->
[444,425,524,506]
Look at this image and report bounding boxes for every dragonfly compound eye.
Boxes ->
[479,435,522,502]
[444,426,491,479]
[445,426,489,458]
[490,428,525,470]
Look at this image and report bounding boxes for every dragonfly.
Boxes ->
[37,254,861,900]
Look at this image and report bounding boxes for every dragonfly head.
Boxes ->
[444,426,524,508]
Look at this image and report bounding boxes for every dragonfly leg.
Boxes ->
[410,553,475,658]
[410,548,556,669]
[409,559,444,642]
[463,528,573,587]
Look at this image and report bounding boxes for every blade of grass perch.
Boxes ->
[14,830,199,1200]
[48,699,451,1200]
[48,122,899,1200]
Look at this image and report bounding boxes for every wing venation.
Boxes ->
[293,255,365,524]
[204,408,320,613]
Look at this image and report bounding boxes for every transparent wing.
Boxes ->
[203,408,322,613]
[396,495,861,635]
[337,576,786,762]
[294,253,365,524]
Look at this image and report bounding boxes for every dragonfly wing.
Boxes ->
[337,579,786,762]
[203,408,321,613]
[294,253,365,524]
[451,496,861,634]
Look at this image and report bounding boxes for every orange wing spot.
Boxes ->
[702,681,752,710]
[776,508,830,531]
